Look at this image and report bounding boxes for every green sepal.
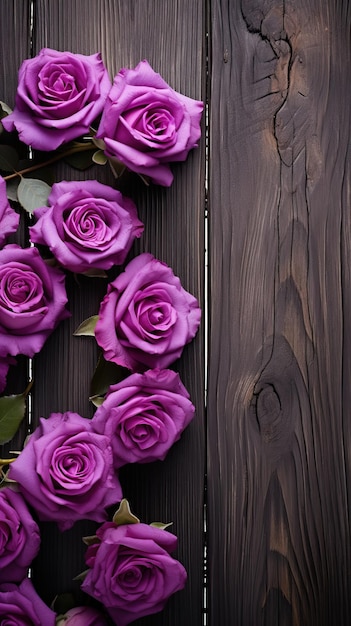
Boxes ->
[89,395,105,408]
[51,592,75,615]
[73,315,98,337]
[72,569,89,582]
[92,150,107,165]
[112,499,140,526]
[82,534,100,546]
[0,101,12,118]
[107,156,126,179]
[17,177,51,214]
[0,102,12,133]
[150,522,173,531]
[0,381,33,445]
[91,135,106,151]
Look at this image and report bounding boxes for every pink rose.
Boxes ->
[0,488,40,583]
[92,369,195,467]
[82,522,187,626]
[0,354,16,393]
[30,180,144,273]
[0,579,56,625]
[0,245,69,358]
[9,412,122,531]
[95,253,201,371]
[96,60,203,186]
[0,177,19,246]
[2,48,111,150]
[57,606,109,626]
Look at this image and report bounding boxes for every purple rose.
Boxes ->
[95,253,201,371]
[0,579,56,625]
[92,369,195,467]
[0,488,40,583]
[57,606,109,626]
[29,180,144,273]
[0,177,19,247]
[2,48,111,150]
[9,412,123,531]
[82,522,187,626]
[96,60,203,186]
[0,244,69,358]
[0,354,16,393]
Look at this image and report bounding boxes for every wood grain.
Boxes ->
[0,0,31,451]
[208,0,351,624]
[29,1,206,625]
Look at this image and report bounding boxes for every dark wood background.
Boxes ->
[1,1,351,624]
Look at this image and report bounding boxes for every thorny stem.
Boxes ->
[3,142,95,181]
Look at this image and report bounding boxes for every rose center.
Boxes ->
[0,267,44,312]
[38,66,79,103]
[136,298,177,338]
[63,205,112,248]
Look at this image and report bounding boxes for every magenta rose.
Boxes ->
[9,412,123,531]
[92,369,195,467]
[95,60,203,186]
[0,354,16,393]
[95,253,201,371]
[82,522,187,626]
[2,48,111,150]
[57,606,109,626]
[0,177,19,247]
[0,488,40,583]
[0,244,69,358]
[29,180,144,273]
[0,579,56,625]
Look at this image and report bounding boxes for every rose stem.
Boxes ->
[3,143,96,181]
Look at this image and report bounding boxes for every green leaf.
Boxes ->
[150,522,173,531]
[112,499,140,526]
[73,315,99,337]
[0,145,19,172]
[6,179,20,202]
[0,382,33,445]
[89,354,128,402]
[17,177,51,214]
[64,148,96,171]
[82,268,108,278]
[51,593,75,615]
[92,149,107,166]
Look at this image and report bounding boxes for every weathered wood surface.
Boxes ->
[2,0,351,624]
[208,0,351,625]
[0,0,31,451]
[1,1,205,625]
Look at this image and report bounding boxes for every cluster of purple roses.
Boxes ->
[0,48,203,625]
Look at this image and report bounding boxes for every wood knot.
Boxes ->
[249,335,307,460]
[254,383,282,444]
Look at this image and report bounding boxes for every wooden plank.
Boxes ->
[30,1,206,624]
[208,0,351,624]
[0,1,31,452]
